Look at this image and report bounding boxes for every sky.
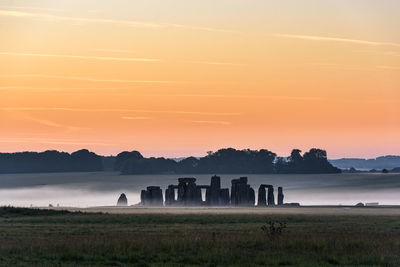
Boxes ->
[1,0,399,158]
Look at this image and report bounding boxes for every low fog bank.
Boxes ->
[0,172,399,207]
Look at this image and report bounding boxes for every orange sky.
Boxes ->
[1,0,399,158]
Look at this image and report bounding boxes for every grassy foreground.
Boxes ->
[0,207,400,266]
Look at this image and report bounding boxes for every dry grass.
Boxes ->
[61,205,400,216]
[0,207,400,266]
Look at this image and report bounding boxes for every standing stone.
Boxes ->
[186,180,198,205]
[258,186,266,206]
[210,175,221,205]
[165,185,175,206]
[267,186,275,206]
[117,193,128,206]
[205,187,211,204]
[231,179,239,205]
[239,177,248,184]
[237,183,248,206]
[175,178,198,206]
[248,187,255,206]
[140,190,148,205]
[219,188,230,206]
[231,177,254,206]
[178,181,185,203]
[146,186,163,206]
[195,187,202,205]
[153,187,164,206]
[278,187,284,205]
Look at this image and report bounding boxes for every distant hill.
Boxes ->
[329,156,400,170]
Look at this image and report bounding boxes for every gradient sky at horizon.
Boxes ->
[1,0,399,158]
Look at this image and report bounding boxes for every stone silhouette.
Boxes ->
[257,185,267,206]
[220,188,230,205]
[141,176,295,207]
[164,176,230,206]
[165,185,177,206]
[278,187,284,205]
[141,186,163,206]
[209,175,221,205]
[231,177,255,206]
[177,177,201,206]
[117,193,128,206]
[257,185,275,206]
[267,186,275,206]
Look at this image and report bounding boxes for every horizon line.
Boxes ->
[0,147,398,160]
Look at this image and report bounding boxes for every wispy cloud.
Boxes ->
[0,52,159,62]
[354,50,400,57]
[0,86,132,93]
[0,137,111,146]
[121,116,151,120]
[23,115,86,131]
[310,62,379,72]
[166,23,237,33]
[311,62,400,72]
[0,88,324,100]
[91,48,138,54]
[0,74,181,84]
[376,65,400,70]
[276,34,400,48]
[1,107,240,116]
[189,61,244,66]
[0,10,236,33]
[0,86,39,91]
[190,120,232,125]
[146,93,323,101]
[0,6,63,12]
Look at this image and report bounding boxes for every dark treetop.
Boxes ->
[0,149,103,174]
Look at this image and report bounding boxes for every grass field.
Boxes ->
[1,207,400,266]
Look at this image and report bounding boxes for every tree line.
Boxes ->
[0,149,103,173]
[116,148,341,174]
[0,147,341,174]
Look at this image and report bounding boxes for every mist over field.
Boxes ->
[0,172,399,207]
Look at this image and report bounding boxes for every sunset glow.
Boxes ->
[1,0,399,158]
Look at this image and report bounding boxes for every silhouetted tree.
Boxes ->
[120,157,177,174]
[114,151,143,171]
[196,148,276,174]
[274,157,288,174]
[288,149,304,172]
[275,148,341,174]
[118,148,277,174]
[70,149,103,171]
[178,157,200,173]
